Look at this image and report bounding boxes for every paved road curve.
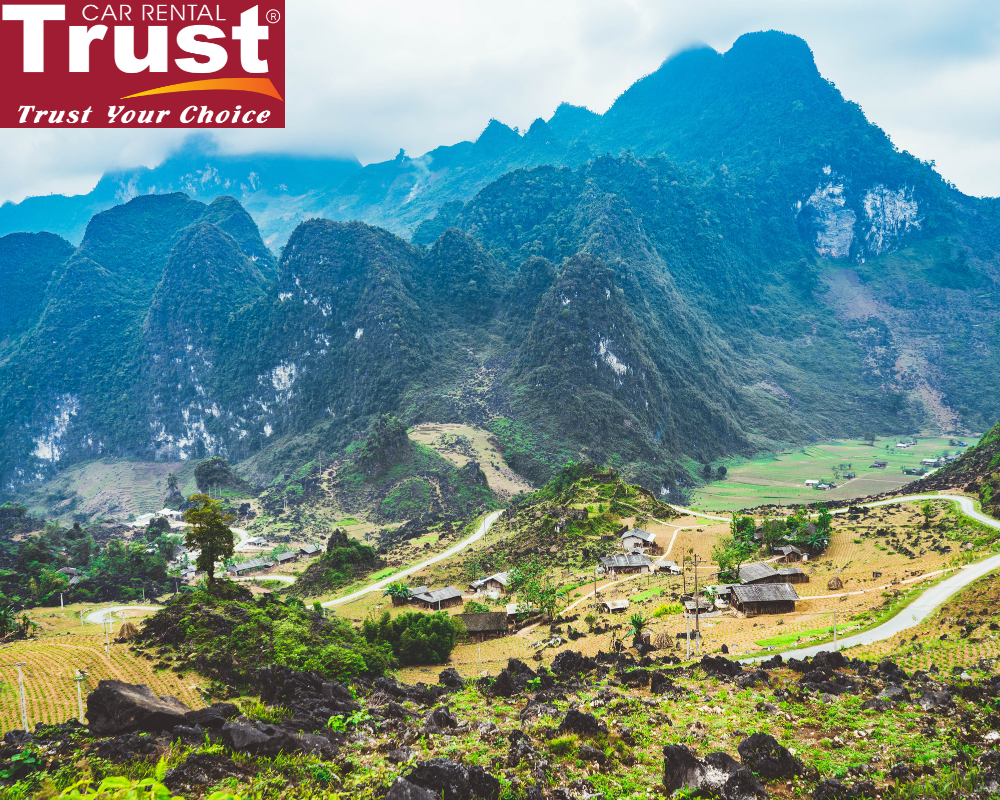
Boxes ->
[755,493,1000,660]
[321,510,505,609]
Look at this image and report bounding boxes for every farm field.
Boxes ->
[14,458,199,524]
[689,435,978,512]
[0,601,203,732]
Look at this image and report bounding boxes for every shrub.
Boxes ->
[361,611,464,666]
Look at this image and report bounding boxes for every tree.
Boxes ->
[166,473,179,492]
[863,430,876,446]
[362,611,463,666]
[701,463,713,480]
[182,494,235,588]
[716,466,727,479]
[920,503,934,528]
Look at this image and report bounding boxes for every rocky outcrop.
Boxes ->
[662,744,767,800]
[86,680,192,735]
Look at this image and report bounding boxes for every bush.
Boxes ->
[463,600,490,614]
[653,602,683,618]
[361,611,464,666]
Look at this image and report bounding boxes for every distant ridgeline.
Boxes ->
[2,31,999,497]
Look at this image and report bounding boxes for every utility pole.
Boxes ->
[60,593,63,610]
[833,610,837,649]
[14,663,27,731]
[692,554,705,653]
[74,673,85,722]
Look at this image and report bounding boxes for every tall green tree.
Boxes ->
[182,494,235,588]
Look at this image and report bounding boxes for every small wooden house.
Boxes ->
[737,562,781,584]
[411,586,464,610]
[299,544,322,557]
[274,551,299,566]
[600,553,654,576]
[470,571,510,595]
[455,612,508,642]
[773,545,804,563]
[730,583,799,616]
[777,567,809,584]
[600,598,631,613]
[620,529,661,554]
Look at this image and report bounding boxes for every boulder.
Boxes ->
[559,709,607,736]
[621,668,649,687]
[736,670,770,689]
[183,702,239,730]
[737,733,802,780]
[86,680,192,735]
[488,669,517,698]
[812,651,846,671]
[426,706,459,729]
[220,721,298,757]
[650,672,673,695]
[551,650,598,676]
[877,685,911,703]
[860,699,893,712]
[94,733,158,762]
[164,753,254,793]
[700,655,743,678]
[439,668,465,689]
[579,743,607,766]
[877,660,908,685]
[662,745,766,800]
[386,778,440,800]
[388,747,419,764]
[406,757,500,800]
[917,689,952,711]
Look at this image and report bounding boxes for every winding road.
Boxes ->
[321,510,505,608]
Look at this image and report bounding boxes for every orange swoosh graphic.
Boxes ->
[122,78,283,101]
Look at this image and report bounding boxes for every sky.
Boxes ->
[3,0,1000,204]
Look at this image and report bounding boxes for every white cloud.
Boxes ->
[1,0,1000,203]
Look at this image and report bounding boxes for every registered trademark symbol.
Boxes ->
[266,9,280,23]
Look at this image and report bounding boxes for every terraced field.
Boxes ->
[691,436,977,512]
[0,633,204,731]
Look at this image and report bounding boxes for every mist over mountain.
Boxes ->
[2,30,999,498]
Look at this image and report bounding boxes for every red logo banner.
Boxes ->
[1,0,284,127]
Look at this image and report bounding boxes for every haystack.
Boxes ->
[117,621,139,640]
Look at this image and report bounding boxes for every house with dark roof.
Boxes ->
[777,567,809,584]
[599,553,654,575]
[411,586,464,610]
[299,544,322,557]
[600,598,631,613]
[274,551,299,565]
[455,612,508,642]
[773,545,805,563]
[470,571,510,595]
[737,562,781,584]
[730,583,799,616]
[228,558,274,576]
[620,529,660,554]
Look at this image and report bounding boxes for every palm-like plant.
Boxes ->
[383,581,411,606]
[628,612,650,647]
[0,605,16,638]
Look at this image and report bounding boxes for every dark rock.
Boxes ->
[559,709,607,736]
[877,660,908,685]
[877,685,910,702]
[737,733,802,780]
[388,747,419,764]
[650,672,673,695]
[406,757,500,800]
[164,753,253,793]
[170,724,205,745]
[755,702,780,715]
[220,721,298,757]
[736,670,770,689]
[439,668,464,689]
[386,778,440,800]
[86,680,192,735]
[759,655,783,670]
[426,706,458,729]
[578,744,607,765]
[662,745,766,800]
[183,702,238,730]
[621,668,649,687]
[917,689,952,711]
[489,669,517,698]
[551,650,597,676]
[3,731,31,746]
[700,655,743,678]
[507,738,537,768]
[812,778,852,800]
[888,762,914,782]
[861,699,893,712]
[812,650,847,671]
[94,733,158,762]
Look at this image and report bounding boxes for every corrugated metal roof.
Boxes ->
[471,571,510,589]
[731,583,799,603]
[412,586,464,604]
[777,567,804,576]
[775,545,803,555]
[621,529,656,543]
[601,599,631,611]
[600,553,654,569]
[738,562,779,583]
[274,551,298,562]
